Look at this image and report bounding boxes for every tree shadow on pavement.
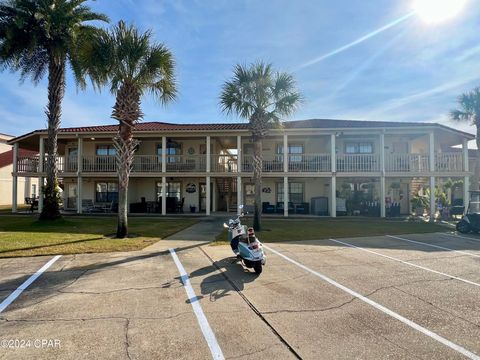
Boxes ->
[189,257,258,302]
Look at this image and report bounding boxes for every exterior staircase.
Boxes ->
[216,178,237,212]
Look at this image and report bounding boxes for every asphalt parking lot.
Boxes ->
[1,230,480,359]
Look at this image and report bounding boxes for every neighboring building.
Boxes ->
[0,133,38,206]
[7,119,474,217]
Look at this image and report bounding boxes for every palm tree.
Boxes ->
[0,0,108,220]
[450,87,480,190]
[80,21,176,238]
[220,62,302,231]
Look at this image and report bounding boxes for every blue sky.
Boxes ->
[2,0,480,137]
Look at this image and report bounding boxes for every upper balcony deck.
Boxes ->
[15,151,465,175]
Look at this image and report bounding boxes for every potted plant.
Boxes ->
[189,204,196,213]
[411,195,427,216]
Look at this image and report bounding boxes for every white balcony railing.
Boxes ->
[164,155,206,172]
[82,155,116,172]
[132,155,162,172]
[288,154,331,172]
[435,152,463,172]
[14,151,466,174]
[385,154,430,172]
[336,154,380,172]
[211,154,238,173]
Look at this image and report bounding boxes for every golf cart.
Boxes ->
[456,190,480,234]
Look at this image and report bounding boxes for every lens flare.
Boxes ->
[413,0,468,24]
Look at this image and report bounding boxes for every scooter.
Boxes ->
[223,205,266,274]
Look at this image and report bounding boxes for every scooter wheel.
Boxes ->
[456,220,471,234]
[253,261,263,274]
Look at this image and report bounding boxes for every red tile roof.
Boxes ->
[8,119,476,143]
[0,149,37,168]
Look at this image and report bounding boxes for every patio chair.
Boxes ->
[262,202,275,214]
[176,197,185,213]
[82,199,95,213]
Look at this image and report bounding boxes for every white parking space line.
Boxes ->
[328,238,480,288]
[169,249,225,360]
[387,235,480,258]
[264,244,480,360]
[439,232,480,244]
[0,255,62,313]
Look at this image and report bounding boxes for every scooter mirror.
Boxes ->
[223,223,229,229]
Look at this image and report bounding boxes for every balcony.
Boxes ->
[14,151,466,175]
[336,154,380,172]
[385,154,430,172]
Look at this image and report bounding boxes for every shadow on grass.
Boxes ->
[0,237,105,255]
[0,241,210,314]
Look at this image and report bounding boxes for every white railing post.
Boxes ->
[12,143,18,213]
[283,133,288,173]
[206,136,211,173]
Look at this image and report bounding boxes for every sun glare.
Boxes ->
[413,0,468,24]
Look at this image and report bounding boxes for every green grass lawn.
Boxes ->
[0,216,198,258]
[215,217,445,243]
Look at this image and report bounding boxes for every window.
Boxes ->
[345,142,373,154]
[95,182,118,203]
[157,141,181,163]
[276,182,304,204]
[277,144,304,162]
[156,182,181,201]
[31,184,37,198]
[96,145,116,156]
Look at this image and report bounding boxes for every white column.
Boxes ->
[237,176,242,215]
[463,138,469,172]
[331,176,336,218]
[464,176,470,211]
[77,178,83,214]
[162,176,166,215]
[429,132,435,172]
[206,176,211,215]
[161,136,166,173]
[212,178,217,212]
[237,135,242,173]
[12,143,18,213]
[283,133,288,173]
[331,134,337,218]
[206,136,211,173]
[77,137,83,214]
[380,133,386,218]
[38,138,45,213]
[284,176,289,217]
[430,176,436,221]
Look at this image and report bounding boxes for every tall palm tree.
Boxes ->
[450,87,480,190]
[220,62,301,231]
[0,0,108,220]
[80,21,176,238]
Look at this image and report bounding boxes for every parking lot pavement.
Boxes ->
[1,232,480,359]
[202,233,480,359]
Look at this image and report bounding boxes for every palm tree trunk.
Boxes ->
[40,56,65,220]
[253,137,263,231]
[112,83,142,238]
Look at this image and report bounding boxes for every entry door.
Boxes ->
[68,147,78,172]
[199,183,213,212]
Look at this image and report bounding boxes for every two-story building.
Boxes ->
[7,119,474,218]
